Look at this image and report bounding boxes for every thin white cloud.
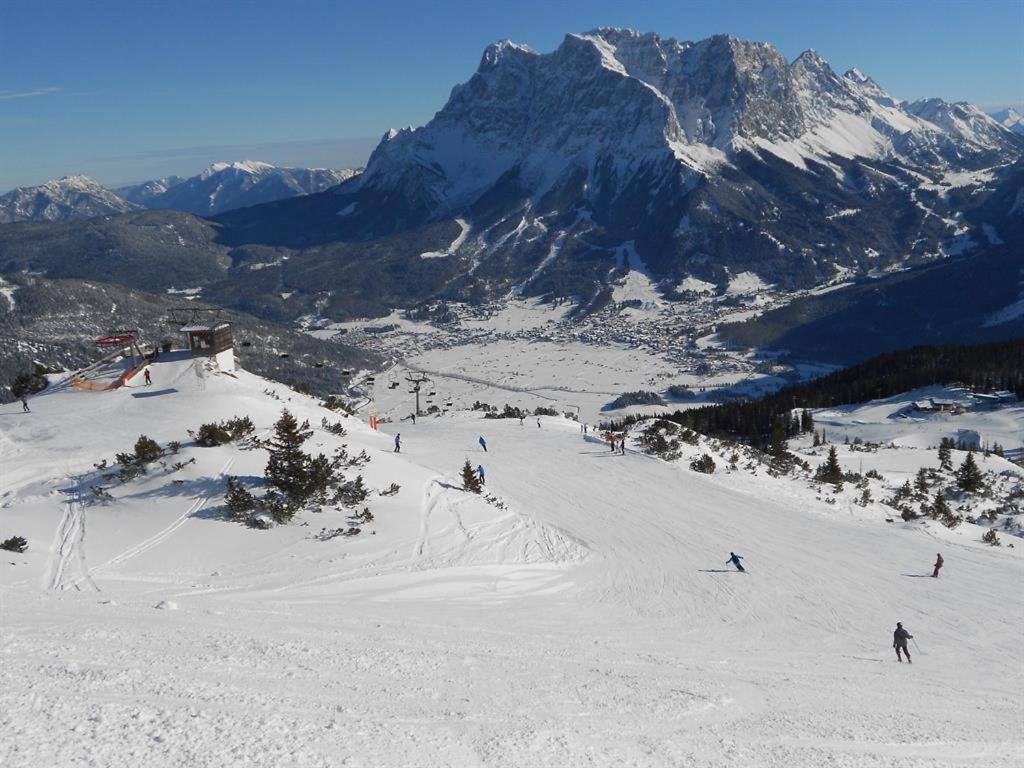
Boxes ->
[0,86,62,100]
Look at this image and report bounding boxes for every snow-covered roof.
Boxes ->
[180,323,228,333]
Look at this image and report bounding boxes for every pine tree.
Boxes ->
[769,416,788,458]
[224,476,258,521]
[937,438,953,471]
[801,409,814,435]
[932,491,952,520]
[914,467,930,496]
[815,446,843,485]
[265,409,314,500]
[812,431,821,448]
[956,451,984,493]
[461,459,482,493]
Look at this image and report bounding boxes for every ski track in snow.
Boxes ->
[43,482,98,592]
[65,457,236,589]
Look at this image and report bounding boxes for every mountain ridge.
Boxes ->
[117,161,360,216]
[0,176,139,223]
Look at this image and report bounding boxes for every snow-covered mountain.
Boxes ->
[0,176,139,223]
[2,30,1021,331]
[214,28,1021,305]
[991,107,1024,135]
[118,161,360,216]
[358,31,1019,213]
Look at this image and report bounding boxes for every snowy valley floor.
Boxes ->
[1,357,1022,767]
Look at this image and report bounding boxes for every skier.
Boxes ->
[893,622,913,663]
[536,418,541,428]
[394,433,401,453]
[619,433,627,454]
[932,553,944,578]
[727,552,745,572]
[609,434,616,452]
[143,366,152,385]
[21,396,30,413]
[519,416,524,427]
[477,464,485,485]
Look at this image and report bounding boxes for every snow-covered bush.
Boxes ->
[320,417,347,436]
[639,419,684,461]
[195,422,232,447]
[982,529,1001,546]
[690,454,716,474]
[0,535,28,553]
[113,434,163,480]
[193,416,255,447]
[484,404,524,420]
[132,435,162,464]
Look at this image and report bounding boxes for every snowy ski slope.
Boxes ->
[1,355,1021,767]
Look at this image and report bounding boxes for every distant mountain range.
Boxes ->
[0,176,139,223]
[991,108,1024,136]
[0,29,1021,358]
[116,161,359,215]
[0,162,360,223]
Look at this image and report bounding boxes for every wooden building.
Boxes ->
[181,322,235,371]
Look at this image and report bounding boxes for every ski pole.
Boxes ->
[912,637,923,654]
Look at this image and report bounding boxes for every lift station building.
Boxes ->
[181,322,235,372]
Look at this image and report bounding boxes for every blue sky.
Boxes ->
[2,0,1022,191]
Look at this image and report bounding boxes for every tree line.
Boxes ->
[608,338,1024,447]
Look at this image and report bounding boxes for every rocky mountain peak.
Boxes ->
[0,175,137,223]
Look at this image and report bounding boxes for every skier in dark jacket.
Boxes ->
[932,553,944,578]
[479,436,487,452]
[393,433,401,453]
[21,396,30,413]
[727,552,745,572]
[893,622,913,663]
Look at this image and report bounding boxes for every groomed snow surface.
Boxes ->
[1,357,1022,767]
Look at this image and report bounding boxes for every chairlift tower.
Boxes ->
[405,373,432,417]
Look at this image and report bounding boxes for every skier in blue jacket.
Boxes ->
[727,552,745,572]
[479,436,487,452]
[477,464,485,485]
